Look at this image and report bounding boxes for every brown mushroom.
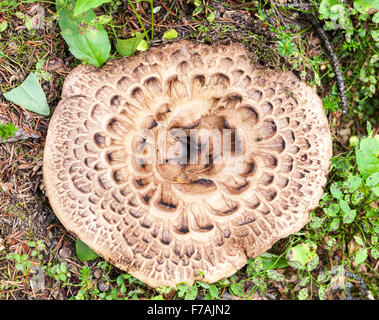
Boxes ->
[43,40,332,288]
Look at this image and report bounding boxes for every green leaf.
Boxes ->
[319,0,339,18]
[342,175,362,193]
[229,283,244,297]
[351,190,364,205]
[209,284,219,298]
[74,0,112,16]
[338,199,351,214]
[353,0,379,14]
[318,287,327,300]
[116,32,145,57]
[353,235,365,247]
[366,172,379,187]
[56,0,111,68]
[371,248,379,259]
[287,242,318,269]
[343,209,356,224]
[355,248,368,264]
[0,122,18,142]
[260,252,288,270]
[184,286,198,300]
[162,29,178,40]
[356,135,379,178]
[3,73,50,115]
[266,270,285,281]
[330,182,344,199]
[0,21,7,32]
[75,239,99,262]
[137,39,149,51]
[324,203,340,217]
[298,288,308,300]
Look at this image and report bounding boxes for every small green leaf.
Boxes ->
[318,287,327,300]
[0,21,7,32]
[0,122,18,142]
[209,284,219,298]
[355,248,368,264]
[137,39,149,51]
[342,209,356,224]
[298,288,308,300]
[338,199,351,213]
[184,286,198,300]
[319,0,339,18]
[356,135,379,178]
[75,239,99,262]
[351,190,364,205]
[162,29,178,40]
[266,270,285,281]
[353,0,379,14]
[207,11,216,23]
[74,0,112,16]
[342,175,362,193]
[56,0,111,68]
[371,248,379,259]
[366,172,379,187]
[324,203,340,217]
[229,283,244,297]
[330,182,344,199]
[287,242,318,269]
[116,32,145,57]
[353,235,365,247]
[3,73,50,115]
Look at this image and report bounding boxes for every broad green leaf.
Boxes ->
[330,182,344,199]
[75,239,99,262]
[298,288,308,300]
[229,283,244,297]
[353,235,365,246]
[342,175,362,193]
[324,203,340,217]
[260,252,288,270]
[338,199,351,214]
[162,29,178,40]
[351,190,364,205]
[356,135,379,178]
[116,32,145,57]
[318,287,327,300]
[74,0,112,16]
[3,73,50,115]
[56,0,111,68]
[353,0,379,14]
[0,21,7,32]
[137,39,149,51]
[319,0,339,18]
[184,286,198,300]
[287,242,318,269]
[371,248,379,259]
[366,172,379,187]
[355,248,368,264]
[209,284,218,298]
[266,270,285,281]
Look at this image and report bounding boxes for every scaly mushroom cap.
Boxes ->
[43,40,332,288]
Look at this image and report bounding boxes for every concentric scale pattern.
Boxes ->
[43,40,332,288]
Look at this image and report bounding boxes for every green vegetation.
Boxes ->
[0,0,377,300]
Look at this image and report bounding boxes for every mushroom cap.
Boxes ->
[43,40,332,288]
